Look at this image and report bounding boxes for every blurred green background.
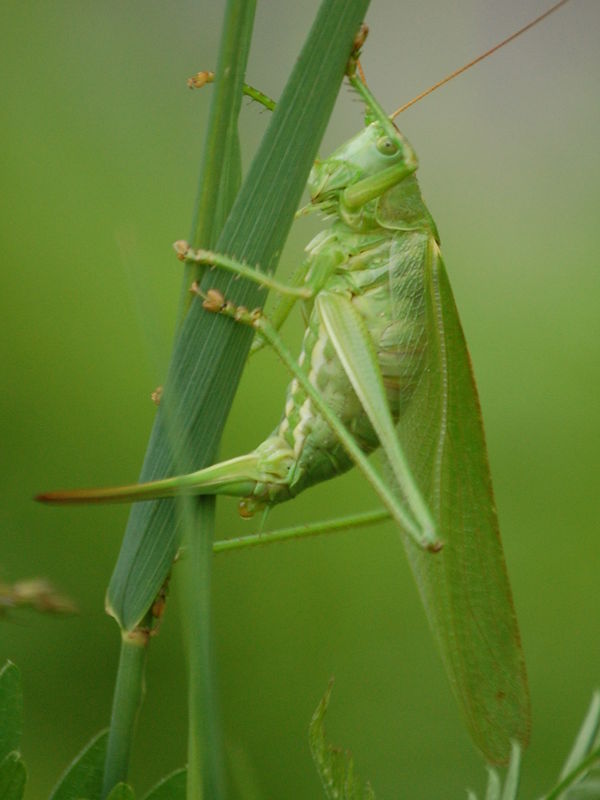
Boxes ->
[1,1,599,797]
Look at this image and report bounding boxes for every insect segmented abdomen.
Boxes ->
[243,228,431,511]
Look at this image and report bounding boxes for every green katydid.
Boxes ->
[36,4,574,763]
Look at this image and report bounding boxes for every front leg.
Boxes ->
[175,240,312,299]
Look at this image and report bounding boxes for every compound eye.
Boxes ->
[376,136,398,156]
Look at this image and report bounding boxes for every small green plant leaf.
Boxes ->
[542,692,600,800]
[485,767,501,800]
[142,767,186,800]
[559,692,600,784]
[501,742,521,800]
[466,697,600,800]
[544,745,600,800]
[309,682,375,800]
[106,782,135,800]
[0,662,23,761]
[466,743,520,800]
[561,771,600,799]
[49,729,108,800]
[0,752,27,800]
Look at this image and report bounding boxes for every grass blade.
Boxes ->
[107,0,372,633]
[558,692,600,783]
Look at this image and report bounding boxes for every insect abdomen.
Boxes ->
[246,229,430,508]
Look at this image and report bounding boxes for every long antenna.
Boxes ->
[390,0,572,119]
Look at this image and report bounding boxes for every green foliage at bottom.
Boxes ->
[106,783,135,800]
[142,768,186,800]
[49,730,108,800]
[310,681,376,800]
[0,659,189,799]
[0,751,27,800]
[1,658,599,798]
[309,684,600,800]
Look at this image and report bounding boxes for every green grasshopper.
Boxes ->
[37,5,584,761]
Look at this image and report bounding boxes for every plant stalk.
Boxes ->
[184,499,225,800]
[181,2,256,797]
[101,627,149,798]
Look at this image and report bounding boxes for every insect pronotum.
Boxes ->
[38,1,574,763]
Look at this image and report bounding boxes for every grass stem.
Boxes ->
[101,628,148,798]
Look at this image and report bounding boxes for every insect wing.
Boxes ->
[394,237,530,763]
